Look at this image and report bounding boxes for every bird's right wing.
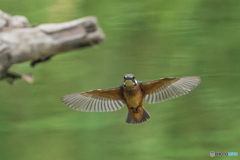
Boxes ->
[62,86,125,112]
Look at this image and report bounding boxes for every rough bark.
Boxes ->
[0,10,105,83]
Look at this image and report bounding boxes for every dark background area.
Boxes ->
[0,0,239,159]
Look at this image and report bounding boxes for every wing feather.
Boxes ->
[140,76,201,104]
[62,86,125,112]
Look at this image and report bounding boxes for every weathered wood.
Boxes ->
[0,10,105,83]
[0,10,30,32]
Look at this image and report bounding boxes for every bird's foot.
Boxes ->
[131,106,139,113]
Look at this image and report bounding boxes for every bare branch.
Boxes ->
[0,10,105,83]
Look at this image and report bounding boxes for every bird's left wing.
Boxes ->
[62,86,125,112]
[139,76,201,104]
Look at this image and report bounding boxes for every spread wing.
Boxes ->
[62,86,125,112]
[139,76,201,104]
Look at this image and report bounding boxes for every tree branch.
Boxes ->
[0,10,105,83]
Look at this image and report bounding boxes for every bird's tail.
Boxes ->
[126,107,151,124]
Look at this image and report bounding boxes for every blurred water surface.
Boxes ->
[0,0,240,160]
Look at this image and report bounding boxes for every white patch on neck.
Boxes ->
[124,80,134,86]
[124,80,137,87]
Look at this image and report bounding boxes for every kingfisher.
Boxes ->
[62,74,201,124]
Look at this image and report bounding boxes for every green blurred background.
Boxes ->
[0,0,240,159]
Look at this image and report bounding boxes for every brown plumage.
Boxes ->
[62,74,201,124]
[123,83,144,123]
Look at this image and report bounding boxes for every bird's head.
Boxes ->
[123,74,137,87]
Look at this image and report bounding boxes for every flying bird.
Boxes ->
[62,74,201,124]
